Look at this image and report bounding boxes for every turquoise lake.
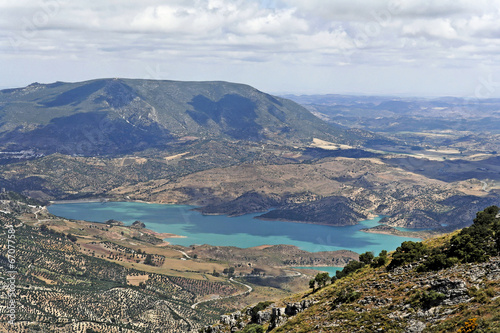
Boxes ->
[48,202,419,254]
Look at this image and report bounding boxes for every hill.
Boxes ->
[0,79,386,156]
[202,206,500,332]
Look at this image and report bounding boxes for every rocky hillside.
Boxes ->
[0,79,386,156]
[201,206,500,332]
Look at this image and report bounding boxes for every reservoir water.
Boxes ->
[48,202,419,254]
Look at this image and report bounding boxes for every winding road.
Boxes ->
[175,249,192,259]
[191,277,253,309]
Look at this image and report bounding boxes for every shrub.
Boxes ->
[469,286,494,304]
[336,260,365,279]
[334,287,361,305]
[241,324,264,333]
[419,290,446,309]
[417,253,458,272]
[66,233,77,242]
[371,250,388,268]
[457,318,478,333]
[250,301,273,321]
[387,241,428,270]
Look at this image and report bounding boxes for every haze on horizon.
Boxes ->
[1,0,500,98]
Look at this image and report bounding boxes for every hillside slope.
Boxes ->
[202,206,500,332]
[0,79,385,155]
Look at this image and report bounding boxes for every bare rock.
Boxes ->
[405,320,426,333]
[269,307,287,329]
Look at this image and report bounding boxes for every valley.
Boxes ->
[0,80,498,233]
[0,79,499,332]
[0,193,328,332]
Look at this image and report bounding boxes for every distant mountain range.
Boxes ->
[284,93,500,134]
[0,79,389,156]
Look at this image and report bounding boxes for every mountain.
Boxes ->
[0,79,387,156]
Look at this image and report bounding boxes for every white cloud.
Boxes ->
[1,0,500,96]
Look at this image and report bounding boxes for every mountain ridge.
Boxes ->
[0,78,389,156]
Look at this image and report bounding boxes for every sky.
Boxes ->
[1,0,500,97]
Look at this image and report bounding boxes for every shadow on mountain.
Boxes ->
[303,147,381,159]
[187,94,262,140]
[383,156,500,182]
[0,111,172,156]
[41,80,108,107]
[0,176,66,198]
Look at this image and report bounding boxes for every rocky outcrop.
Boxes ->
[269,307,287,330]
[405,320,426,333]
[429,279,470,306]
[284,299,313,316]
[220,311,244,330]
[203,256,500,333]
[131,220,146,228]
[105,219,124,226]
[358,296,393,307]
[254,310,271,324]
[202,299,315,332]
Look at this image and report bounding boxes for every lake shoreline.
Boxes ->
[360,225,430,239]
[48,201,421,254]
[49,200,189,240]
[49,198,157,205]
[51,199,382,228]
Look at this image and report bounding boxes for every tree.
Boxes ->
[359,251,374,265]
[336,260,365,279]
[371,250,388,268]
[67,233,77,242]
[144,254,153,266]
[387,241,428,270]
[314,272,330,288]
[309,279,316,291]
